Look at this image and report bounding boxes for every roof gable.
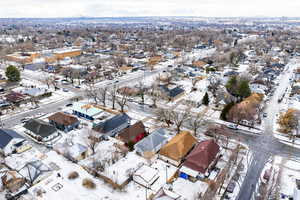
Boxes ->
[24,119,57,138]
[118,121,145,143]
[135,129,168,152]
[95,113,131,134]
[48,112,79,126]
[183,139,220,173]
[0,129,24,148]
[159,131,197,161]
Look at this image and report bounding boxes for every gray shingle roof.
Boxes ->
[135,128,168,152]
[24,119,57,138]
[0,129,24,148]
[95,113,131,134]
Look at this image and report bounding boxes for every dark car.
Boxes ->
[65,103,73,107]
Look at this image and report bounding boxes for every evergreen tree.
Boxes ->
[202,92,209,106]
[5,65,21,82]
[237,80,251,99]
[225,76,238,96]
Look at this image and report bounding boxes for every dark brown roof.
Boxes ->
[48,112,79,126]
[5,92,26,103]
[183,139,220,174]
[117,121,145,143]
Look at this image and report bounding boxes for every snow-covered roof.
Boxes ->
[133,165,159,187]
[72,102,103,117]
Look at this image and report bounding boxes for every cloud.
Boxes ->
[0,0,299,18]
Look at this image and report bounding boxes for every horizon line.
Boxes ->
[0,16,299,19]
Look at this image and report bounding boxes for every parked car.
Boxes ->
[227,124,238,130]
[65,103,73,107]
[74,86,81,89]
[263,113,267,118]
[63,88,69,92]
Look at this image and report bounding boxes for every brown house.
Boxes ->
[159,131,197,166]
[117,121,146,144]
[192,60,207,68]
[5,91,27,104]
[48,112,80,132]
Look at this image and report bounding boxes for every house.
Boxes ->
[18,160,51,185]
[116,121,146,144]
[93,113,131,137]
[72,102,103,120]
[159,131,197,166]
[250,83,268,95]
[180,140,220,180]
[5,52,40,64]
[133,164,159,188]
[119,66,133,74]
[159,85,185,101]
[24,63,44,71]
[192,60,208,69]
[0,129,25,155]
[54,142,88,162]
[48,112,80,132]
[134,128,168,157]
[5,91,27,104]
[1,170,27,194]
[22,88,47,97]
[23,119,59,143]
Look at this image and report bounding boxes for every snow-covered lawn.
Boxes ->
[275,156,300,199]
[172,177,209,199]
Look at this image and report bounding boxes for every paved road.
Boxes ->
[3,50,295,200]
[236,59,299,200]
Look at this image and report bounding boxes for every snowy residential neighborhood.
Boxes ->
[0,13,300,200]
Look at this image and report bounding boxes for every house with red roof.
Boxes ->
[180,139,220,180]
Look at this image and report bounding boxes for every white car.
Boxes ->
[227,124,238,130]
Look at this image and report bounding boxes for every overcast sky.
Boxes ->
[0,0,299,18]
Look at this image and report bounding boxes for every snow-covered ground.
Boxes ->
[275,156,300,199]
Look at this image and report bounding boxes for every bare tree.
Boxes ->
[170,109,190,134]
[117,92,129,113]
[149,83,159,108]
[98,87,108,107]
[109,85,118,110]
[43,76,52,89]
[85,84,98,104]
[85,129,100,155]
[138,82,145,104]
[208,75,222,95]
[51,77,59,90]
[189,108,208,137]
[155,108,172,127]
